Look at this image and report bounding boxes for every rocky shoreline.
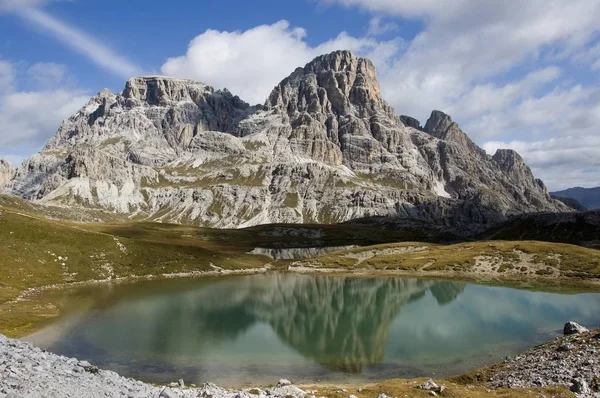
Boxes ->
[488,322,599,397]
[1,322,599,397]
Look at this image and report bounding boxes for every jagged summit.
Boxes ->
[266,50,392,121]
[3,50,569,228]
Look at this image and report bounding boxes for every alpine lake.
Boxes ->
[25,271,600,388]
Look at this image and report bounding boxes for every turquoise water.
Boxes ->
[28,273,600,387]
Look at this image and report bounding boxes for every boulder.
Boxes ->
[564,321,588,335]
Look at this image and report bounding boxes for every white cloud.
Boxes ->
[483,135,600,190]
[0,60,15,93]
[27,62,73,89]
[161,20,402,104]
[367,17,398,36]
[0,59,89,156]
[16,7,142,79]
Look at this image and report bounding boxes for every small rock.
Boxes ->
[178,378,185,388]
[377,394,389,398]
[420,379,439,391]
[358,387,364,392]
[277,379,292,387]
[348,395,358,398]
[429,392,437,397]
[557,343,574,352]
[160,388,176,398]
[564,321,588,335]
[571,378,591,394]
[169,382,178,387]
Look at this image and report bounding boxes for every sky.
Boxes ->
[0,0,599,190]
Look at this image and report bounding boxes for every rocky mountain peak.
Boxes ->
[424,110,454,136]
[0,160,15,186]
[492,149,548,193]
[123,76,213,106]
[492,149,525,171]
[266,50,392,119]
[423,110,486,157]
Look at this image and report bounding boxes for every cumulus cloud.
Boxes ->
[483,135,600,190]
[161,20,402,104]
[0,59,89,160]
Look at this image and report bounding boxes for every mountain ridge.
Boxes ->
[551,186,600,210]
[2,50,568,228]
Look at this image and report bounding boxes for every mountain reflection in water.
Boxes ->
[43,275,463,373]
[32,273,598,386]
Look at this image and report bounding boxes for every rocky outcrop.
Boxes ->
[0,160,14,186]
[5,51,569,228]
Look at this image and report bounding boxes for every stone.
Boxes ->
[564,321,588,335]
[3,51,569,231]
[420,379,439,390]
[277,379,292,387]
[428,392,437,397]
[159,388,176,398]
[178,379,185,388]
[0,160,14,186]
[377,394,389,398]
[557,343,574,352]
[571,378,591,394]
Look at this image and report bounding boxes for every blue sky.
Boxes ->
[0,0,599,190]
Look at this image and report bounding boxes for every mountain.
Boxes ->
[551,186,600,210]
[550,195,587,212]
[0,160,14,186]
[3,51,568,228]
[481,210,600,248]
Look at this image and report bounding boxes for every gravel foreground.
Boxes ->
[489,323,600,397]
[0,334,306,398]
[1,324,600,398]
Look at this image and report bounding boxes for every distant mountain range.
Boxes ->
[551,187,600,210]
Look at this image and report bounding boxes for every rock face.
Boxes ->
[4,51,568,228]
[0,160,14,186]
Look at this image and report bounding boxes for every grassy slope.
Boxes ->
[295,241,600,287]
[0,204,271,336]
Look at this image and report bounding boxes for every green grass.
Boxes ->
[307,240,600,282]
